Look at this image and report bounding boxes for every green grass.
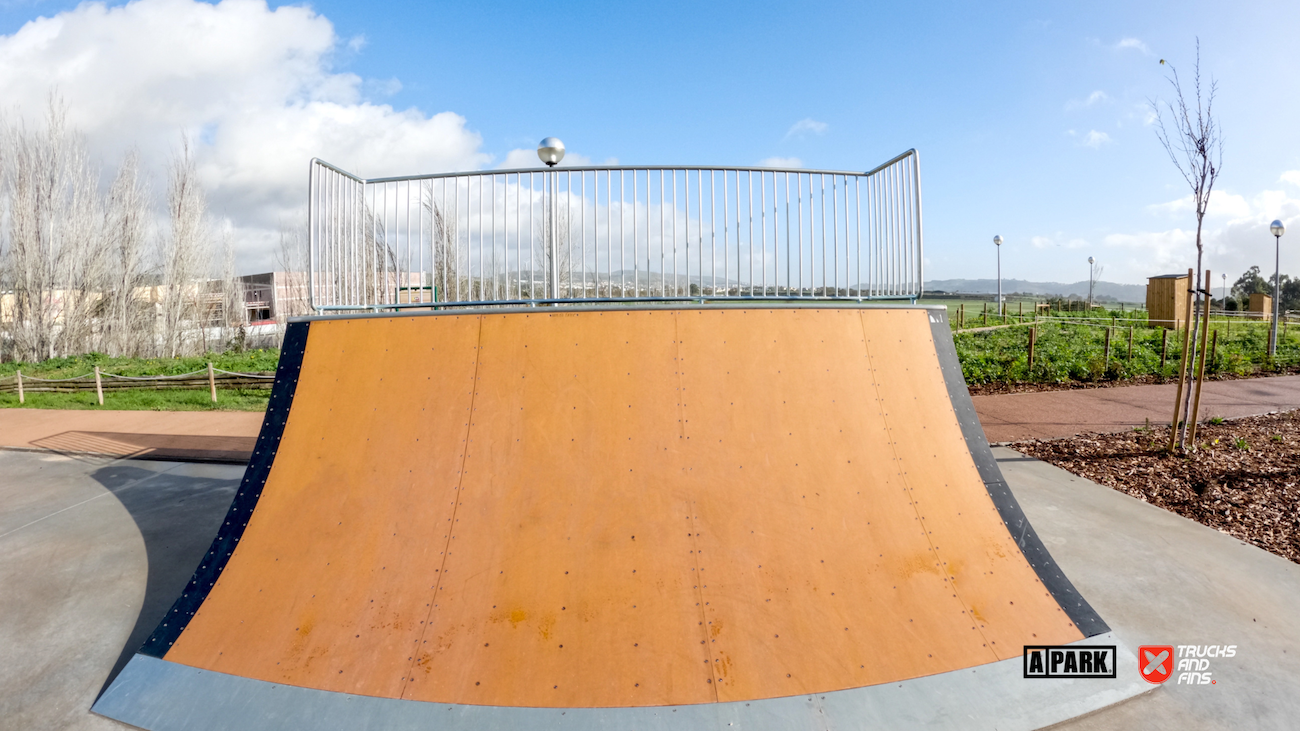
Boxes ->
[0,387,270,411]
[955,316,1300,385]
[0,349,280,380]
[1,349,279,411]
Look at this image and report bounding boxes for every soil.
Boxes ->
[1010,411,1300,564]
[968,367,1300,397]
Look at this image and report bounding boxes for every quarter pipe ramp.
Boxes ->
[94,305,1141,729]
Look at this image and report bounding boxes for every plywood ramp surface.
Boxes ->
[163,308,1083,708]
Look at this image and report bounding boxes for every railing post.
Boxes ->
[549,170,559,300]
[209,362,218,404]
[16,370,23,405]
[94,366,104,406]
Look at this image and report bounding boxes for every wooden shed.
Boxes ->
[1146,273,1189,329]
[1249,292,1274,321]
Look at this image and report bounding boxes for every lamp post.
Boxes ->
[537,138,565,299]
[993,235,1003,317]
[1270,220,1286,357]
[1222,273,1227,309]
[1088,256,1095,309]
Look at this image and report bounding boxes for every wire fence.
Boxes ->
[307,150,924,311]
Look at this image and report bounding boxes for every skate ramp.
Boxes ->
[95,305,1136,730]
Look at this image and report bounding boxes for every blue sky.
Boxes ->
[1,0,1297,284]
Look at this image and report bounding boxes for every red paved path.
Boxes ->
[974,375,1300,442]
[3,375,1300,461]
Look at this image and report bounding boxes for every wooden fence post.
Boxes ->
[959,304,964,328]
[208,362,218,404]
[1188,270,1214,444]
[983,302,988,326]
[1209,329,1219,370]
[16,370,23,404]
[1104,327,1112,369]
[94,366,104,406]
[1028,326,1037,371]
[1170,268,1196,450]
[1128,326,1134,361]
[1160,329,1169,371]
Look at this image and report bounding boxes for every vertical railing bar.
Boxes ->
[723,171,729,296]
[672,170,678,296]
[855,177,862,297]
[710,171,716,295]
[797,174,803,296]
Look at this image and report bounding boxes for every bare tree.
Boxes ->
[1151,41,1223,449]
[0,98,110,362]
[158,136,212,358]
[101,149,151,357]
[421,182,462,302]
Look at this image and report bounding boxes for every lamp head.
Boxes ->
[1271,220,1286,238]
[1088,256,1095,265]
[993,235,1003,246]
[537,137,566,167]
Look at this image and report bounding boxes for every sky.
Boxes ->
[0,0,1297,285]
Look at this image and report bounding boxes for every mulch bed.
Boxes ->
[1010,411,1300,564]
[968,367,1300,397]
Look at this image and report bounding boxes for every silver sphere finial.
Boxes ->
[538,137,566,167]
[1271,220,1286,238]
[1088,256,1095,264]
[993,235,1003,246]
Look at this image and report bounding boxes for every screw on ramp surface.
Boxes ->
[97,305,1116,728]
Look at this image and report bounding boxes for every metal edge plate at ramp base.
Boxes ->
[95,632,1149,731]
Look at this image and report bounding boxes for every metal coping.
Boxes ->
[289,300,944,323]
[926,309,1110,637]
[138,321,310,657]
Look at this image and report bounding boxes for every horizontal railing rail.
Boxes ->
[307,150,923,311]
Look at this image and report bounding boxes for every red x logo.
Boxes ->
[1140,645,1174,684]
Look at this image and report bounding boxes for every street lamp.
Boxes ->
[1088,256,1096,309]
[1222,273,1227,309]
[1270,220,1286,357]
[538,138,566,298]
[993,235,1003,317]
[537,137,565,167]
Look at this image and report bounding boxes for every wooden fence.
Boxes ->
[0,364,274,404]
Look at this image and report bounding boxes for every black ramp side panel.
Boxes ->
[138,320,311,657]
[927,310,1110,637]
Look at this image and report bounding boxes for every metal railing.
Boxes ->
[307,150,923,311]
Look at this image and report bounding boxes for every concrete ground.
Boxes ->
[975,374,1300,442]
[2,445,1297,729]
[997,447,1300,730]
[0,451,242,731]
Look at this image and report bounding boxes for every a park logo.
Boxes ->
[1023,645,1117,678]
[1139,645,1175,684]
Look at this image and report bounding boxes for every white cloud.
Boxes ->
[1115,38,1152,55]
[1147,190,1252,221]
[784,118,827,140]
[1030,235,1089,249]
[494,148,616,169]
[1103,189,1300,279]
[1065,90,1110,111]
[759,156,802,168]
[1280,171,1300,187]
[0,0,491,271]
[1080,130,1112,149]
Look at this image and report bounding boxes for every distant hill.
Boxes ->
[924,278,1147,303]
